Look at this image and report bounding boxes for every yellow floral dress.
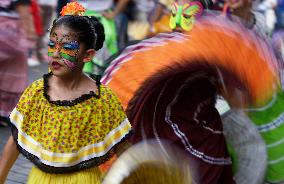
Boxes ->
[9,73,132,184]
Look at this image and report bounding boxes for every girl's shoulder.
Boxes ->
[88,74,116,97]
[16,75,45,111]
[22,77,45,97]
[99,83,120,100]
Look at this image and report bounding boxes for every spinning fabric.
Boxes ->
[222,110,267,184]
[102,15,278,110]
[103,140,194,184]
[101,15,280,183]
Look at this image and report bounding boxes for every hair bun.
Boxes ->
[88,17,105,51]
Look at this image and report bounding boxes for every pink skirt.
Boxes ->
[0,16,29,117]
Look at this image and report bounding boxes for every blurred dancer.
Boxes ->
[103,2,238,183]
[225,2,284,182]
[0,0,34,126]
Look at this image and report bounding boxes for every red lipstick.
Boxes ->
[51,61,62,69]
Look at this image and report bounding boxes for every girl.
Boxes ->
[0,2,132,184]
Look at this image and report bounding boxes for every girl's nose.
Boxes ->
[53,46,61,57]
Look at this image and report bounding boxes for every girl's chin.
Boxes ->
[50,67,81,76]
[50,68,70,75]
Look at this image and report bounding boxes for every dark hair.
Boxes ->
[51,15,105,51]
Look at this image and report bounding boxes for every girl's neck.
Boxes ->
[52,72,86,91]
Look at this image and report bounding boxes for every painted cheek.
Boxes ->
[60,48,78,62]
[62,58,77,69]
[60,49,80,69]
[60,52,77,63]
[48,46,56,53]
[48,47,55,62]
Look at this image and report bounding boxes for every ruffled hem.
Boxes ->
[10,123,133,174]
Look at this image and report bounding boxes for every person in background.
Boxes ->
[127,0,157,40]
[257,0,277,35]
[226,0,269,37]
[102,0,131,49]
[36,0,57,62]
[0,0,35,127]
[224,1,284,182]
[27,0,43,66]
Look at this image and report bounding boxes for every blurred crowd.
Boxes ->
[0,0,284,125]
[1,0,284,64]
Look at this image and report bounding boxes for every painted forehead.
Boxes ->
[50,27,79,43]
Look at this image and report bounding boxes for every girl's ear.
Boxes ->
[83,49,96,63]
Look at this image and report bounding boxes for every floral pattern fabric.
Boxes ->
[9,74,132,172]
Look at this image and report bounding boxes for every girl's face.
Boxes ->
[48,26,91,75]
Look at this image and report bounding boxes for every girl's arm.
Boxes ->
[102,0,131,19]
[0,136,20,184]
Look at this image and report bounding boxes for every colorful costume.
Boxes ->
[101,14,278,183]
[246,92,284,183]
[224,84,284,184]
[220,2,284,183]
[9,73,132,183]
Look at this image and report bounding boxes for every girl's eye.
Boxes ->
[48,41,55,48]
[63,43,80,50]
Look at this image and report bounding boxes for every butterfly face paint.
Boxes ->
[48,30,81,70]
[169,1,203,31]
